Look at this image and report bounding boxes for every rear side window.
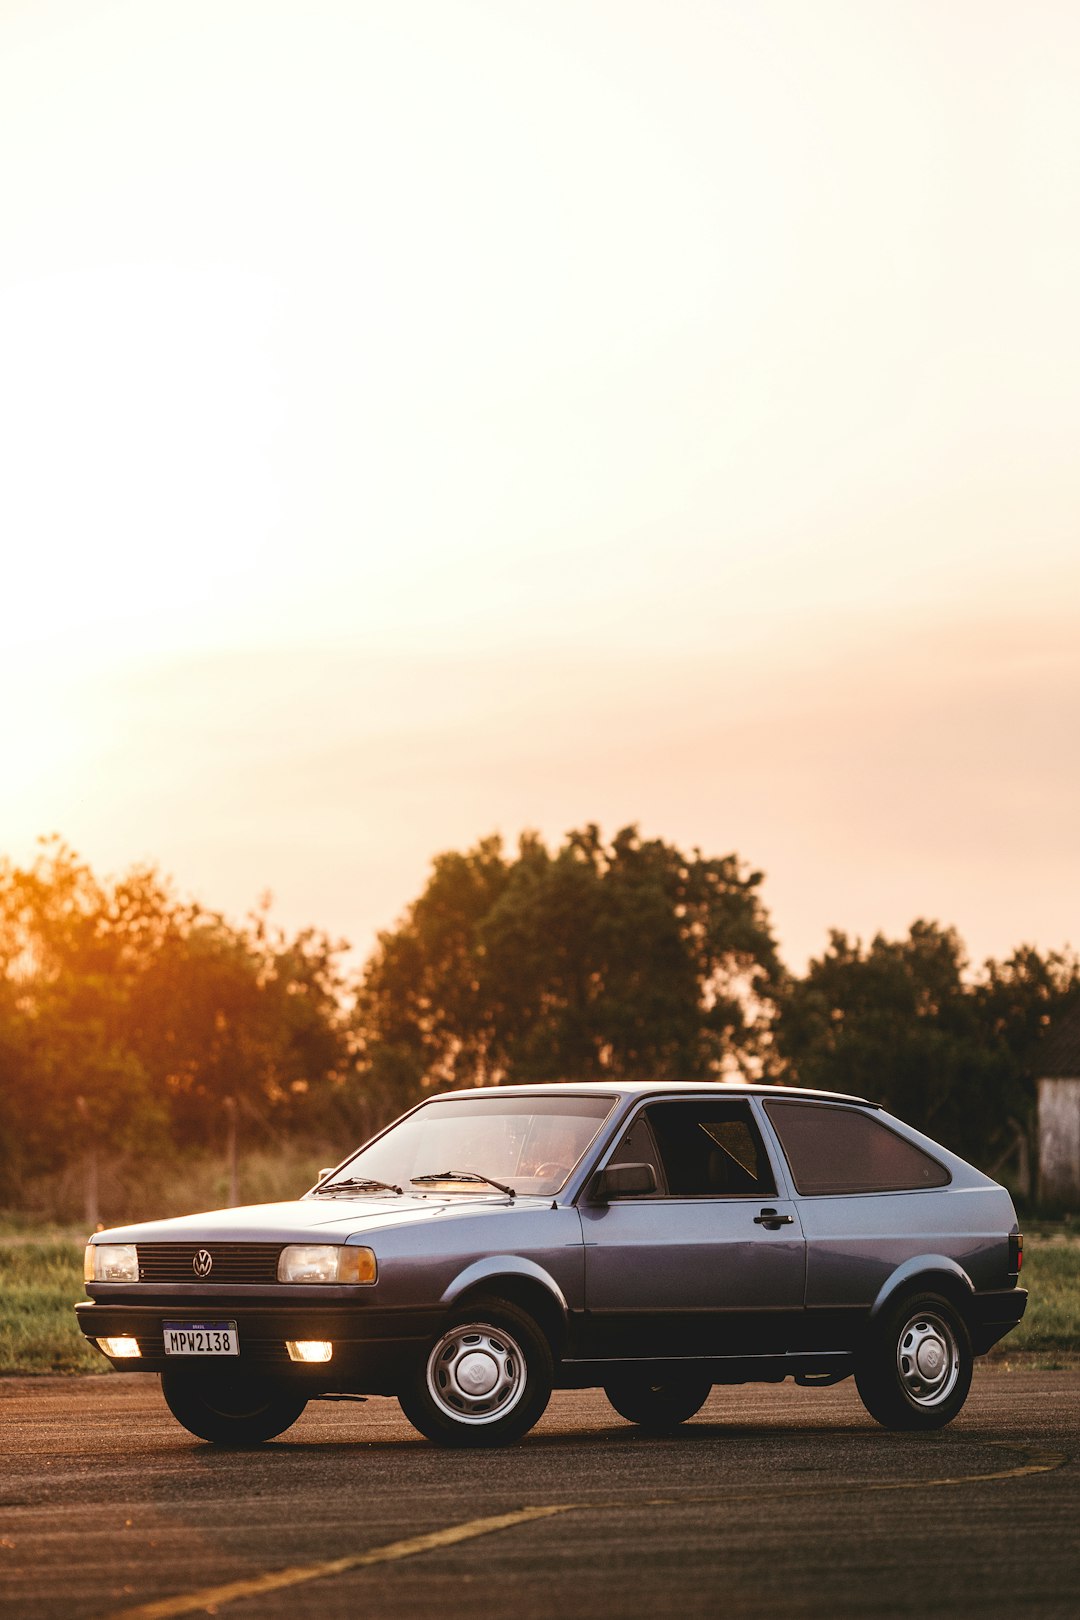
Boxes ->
[764,1102,950,1196]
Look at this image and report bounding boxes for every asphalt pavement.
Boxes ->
[0,1366,1076,1619]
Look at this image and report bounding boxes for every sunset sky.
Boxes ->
[2,1,1078,974]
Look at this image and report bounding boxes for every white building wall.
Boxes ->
[1037,1077,1080,1207]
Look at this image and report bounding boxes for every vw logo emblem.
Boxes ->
[192,1249,213,1278]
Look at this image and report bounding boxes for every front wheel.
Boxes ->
[855,1292,973,1431]
[398,1298,553,1448]
[161,1370,308,1445]
[604,1372,712,1431]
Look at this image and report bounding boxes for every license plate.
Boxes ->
[162,1320,239,1356]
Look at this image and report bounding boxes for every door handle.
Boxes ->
[754,1208,794,1228]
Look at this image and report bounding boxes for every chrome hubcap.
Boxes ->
[426,1323,526,1425]
[896,1312,960,1406]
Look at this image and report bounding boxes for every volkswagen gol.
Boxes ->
[77,1082,1026,1446]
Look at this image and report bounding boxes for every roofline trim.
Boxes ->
[421,1081,880,1109]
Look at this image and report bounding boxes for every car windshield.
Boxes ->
[317,1094,618,1198]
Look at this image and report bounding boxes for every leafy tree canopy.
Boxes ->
[356,824,781,1094]
[772,922,1080,1162]
[4,832,1078,1204]
[0,838,354,1194]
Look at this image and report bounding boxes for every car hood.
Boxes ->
[93,1192,545,1245]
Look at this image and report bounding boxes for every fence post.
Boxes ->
[74,1095,100,1230]
[224,1095,239,1207]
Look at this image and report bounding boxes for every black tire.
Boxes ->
[398,1297,553,1448]
[161,1369,308,1445]
[855,1291,973,1431]
[604,1372,712,1431]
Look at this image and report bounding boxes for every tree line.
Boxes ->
[1,828,1076,1203]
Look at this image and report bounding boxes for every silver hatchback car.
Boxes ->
[78,1082,1026,1447]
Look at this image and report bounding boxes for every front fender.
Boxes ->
[441,1255,570,1315]
[870,1254,975,1319]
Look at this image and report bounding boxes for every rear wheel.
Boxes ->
[855,1291,973,1431]
[161,1370,307,1445]
[604,1372,712,1431]
[398,1298,553,1448]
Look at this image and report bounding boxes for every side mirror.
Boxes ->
[318,1168,336,1183]
[590,1162,657,1202]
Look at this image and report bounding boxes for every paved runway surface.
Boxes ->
[1,1367,1076,1619]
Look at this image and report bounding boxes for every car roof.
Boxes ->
[428,1079,879,1108]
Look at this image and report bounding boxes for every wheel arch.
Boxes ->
[441,1260,569,1362]
[869,1256,976,1325]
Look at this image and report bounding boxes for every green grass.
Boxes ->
[992,1238,1080,1363]
[0,1232,1076,1378]
[0,1242,102,1374]
[0,1142,342,1376]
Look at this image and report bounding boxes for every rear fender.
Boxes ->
[870,1255,976,1322]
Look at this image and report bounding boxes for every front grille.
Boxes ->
[136,1243,284,1284]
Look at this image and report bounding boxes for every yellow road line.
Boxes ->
[102,1441,1066,1620]
[105,1506,573,1620]
[631,1441,1068,1506]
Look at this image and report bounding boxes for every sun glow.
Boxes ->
[2,1,1078,970]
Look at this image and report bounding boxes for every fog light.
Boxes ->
[98,1336,141,1358]
[286,1339,333,1363]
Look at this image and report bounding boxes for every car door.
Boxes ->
[579,1096,805,1360]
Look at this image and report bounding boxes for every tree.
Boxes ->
[0,838,357,1199]
[0,840,168,1200]
[352,834,513,1099]
[972,945,1080,1076]
[127,903,354,1144]
[970,945,1080,1175]
[356,825,781,1095]
[772,922,1080,1167]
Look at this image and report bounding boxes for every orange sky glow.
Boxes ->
[2,1,1078,974]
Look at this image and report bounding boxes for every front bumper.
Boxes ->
[74,1300,441,1393]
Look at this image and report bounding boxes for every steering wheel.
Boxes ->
[532,1161,571,1181]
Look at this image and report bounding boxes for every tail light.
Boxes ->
[1008,1232,1023,1275]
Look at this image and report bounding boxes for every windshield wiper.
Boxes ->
[410,1170,516,1198]
[314,1176,403,1196]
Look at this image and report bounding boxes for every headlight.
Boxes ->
[277,1244,376,1284]
[84,1243,139,1283]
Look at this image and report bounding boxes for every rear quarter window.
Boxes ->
[763,1101,950,1196]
